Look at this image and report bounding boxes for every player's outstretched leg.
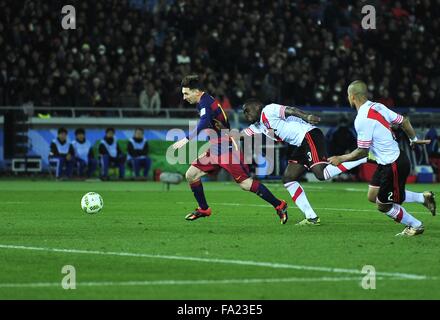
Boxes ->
[405,190,436,216]
[282,163,320,226]
[311,158,367,181]
[185,165,211,221]
[369,187,436,216]
[239,178,288,224]
[377,201,424,236]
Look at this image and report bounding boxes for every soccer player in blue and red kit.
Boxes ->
[172,75,288,222]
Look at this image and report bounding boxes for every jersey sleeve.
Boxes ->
[263,104,287,120]
[242,124,262,136]
[186,104,213,140]
[376,103,404,125]
[355,118,373,149]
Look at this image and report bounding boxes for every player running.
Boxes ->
[172,75,288,223]
[242,99,367,225]
[329,80,436,236]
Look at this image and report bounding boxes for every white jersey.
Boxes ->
[355,100,404,165]
[243,103,315,146]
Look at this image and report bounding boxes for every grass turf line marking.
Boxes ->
[0,276,422,289]
[0,244,429,280]
[176,202,428,215]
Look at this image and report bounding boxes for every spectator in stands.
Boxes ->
[53,86,75,117]
[0,61,7,106]
[127,128,152,179]
[139,82,161,114]
[409,85,423,107]
[49,127,74,180]
[91,77,108,109]
[72,128,97,178]
[119,84,138,109]
[1,0,440,109]
[377,88,394,108]
[76,84,92,107]
[217,93,232,112]
[40,87,52,110]
[99,128,126,180]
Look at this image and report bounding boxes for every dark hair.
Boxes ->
[181,74,204,90]
[105,127,115,134]
[243,98,263,110]
[58,127,67,134]
[75,128,85,135]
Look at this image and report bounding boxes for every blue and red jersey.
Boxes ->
[187,92,230,143]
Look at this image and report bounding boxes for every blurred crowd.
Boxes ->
[1,0,440,113]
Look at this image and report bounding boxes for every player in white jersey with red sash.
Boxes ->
[329,80,436,236]
[242,99,368,225]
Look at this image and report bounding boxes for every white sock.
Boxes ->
[284,181,317,219]
[385,204,422,228]
[404,191,424,204]
[323,158,367,180]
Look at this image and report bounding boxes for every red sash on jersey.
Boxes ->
[261,112,283,142]
[367,104,396,139]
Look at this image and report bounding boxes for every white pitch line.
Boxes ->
[176,202,427,214]
[0,276,404,289]
[0,244,430,280]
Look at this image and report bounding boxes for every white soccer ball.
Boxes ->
[81,192,103,214]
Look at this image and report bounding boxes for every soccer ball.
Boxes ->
[81,192,103,214]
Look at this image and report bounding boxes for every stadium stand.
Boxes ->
[0,0,439,181]
[0,0,439,109]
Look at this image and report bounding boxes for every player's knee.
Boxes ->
[185,168,197,182]
[239,183,249,191]
[311,164,327,181]
[282,174,295,184]
[367,194,376,203]
[377,203,391,213]
[239,178,252,191]
[367,189,379,203]
[314,171,326,181]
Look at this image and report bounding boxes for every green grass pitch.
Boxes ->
[0,180,439,299]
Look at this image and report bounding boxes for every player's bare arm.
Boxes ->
[284,106,321,125]
[399,117,431,147]
[328,148,369,166]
